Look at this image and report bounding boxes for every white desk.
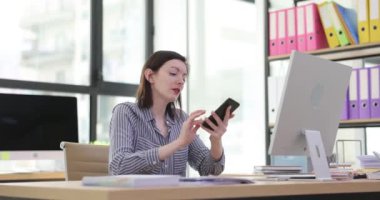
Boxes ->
[0,179,379,199]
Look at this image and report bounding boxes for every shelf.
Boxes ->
[268,42,380,62]
[339,118,380,128]
[268,118,380,129]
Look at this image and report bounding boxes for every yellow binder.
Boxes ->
[370,0,380,42]
[318,2,340,48]
[327,2,351,46]
[358,0,370,43]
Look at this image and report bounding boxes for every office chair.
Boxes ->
[60,141,109,181]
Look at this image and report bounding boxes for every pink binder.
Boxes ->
[305,3,328,51]
[286,7,297,54]
[370,66,380,118]
[296,5,307,52]
[358,68,371,119]
[277,9,287,55]
[269,11,278,56]
[349,69,360,119]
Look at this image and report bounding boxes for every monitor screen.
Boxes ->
[269,51,352,157]
[0,93,78,151]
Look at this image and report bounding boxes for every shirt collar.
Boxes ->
[141,107,154,122]
[141,107,175,125]
[166,113,175,125]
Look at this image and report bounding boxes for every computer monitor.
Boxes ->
[268,51,352,180]
[0,93,78,160]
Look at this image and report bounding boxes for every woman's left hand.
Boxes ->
[201,106,234,141]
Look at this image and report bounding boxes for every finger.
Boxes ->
[200,124,213,134]
[211,111,224,127]
[191,109,206,115]
[191,124,201,133]
[223,106,232,123]
[203,117,219,131]
[189,110,206,120]
[192,119,203,126]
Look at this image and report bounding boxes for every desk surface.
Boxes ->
[0,179,379,200]
[0,172,65,182]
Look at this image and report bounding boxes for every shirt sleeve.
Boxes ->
[108,104,162,175]
[187,135,225,176]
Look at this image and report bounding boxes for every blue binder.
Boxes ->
[336,4,359,44]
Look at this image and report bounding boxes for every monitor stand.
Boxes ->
[303,130,332,180]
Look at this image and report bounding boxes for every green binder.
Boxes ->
[326,2,350,46]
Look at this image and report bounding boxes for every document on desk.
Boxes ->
[266,174,316,181]
[367,170,380,180]
[374,151,380,160]
[179,176,254,185]
[82,175,180,188]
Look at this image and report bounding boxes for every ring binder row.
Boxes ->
[268,65,380,124]
[268,0,380,57]
[343,65,380,120]
[360,0,380,43]
[269,3,327,56]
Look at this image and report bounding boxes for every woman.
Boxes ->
[109,50,233,176]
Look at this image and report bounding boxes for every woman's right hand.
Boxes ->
[176,109,205,148]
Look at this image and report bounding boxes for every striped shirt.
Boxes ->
[108,102,225,176]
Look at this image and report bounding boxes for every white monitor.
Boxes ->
[268,51,352,180]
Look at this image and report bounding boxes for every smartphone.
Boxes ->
[202,98,240,130]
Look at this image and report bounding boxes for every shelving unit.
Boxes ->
[265,1,380,164]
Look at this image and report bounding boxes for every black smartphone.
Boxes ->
[202,98,240,130]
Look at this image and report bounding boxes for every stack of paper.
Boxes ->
[180,176,254,185]
[357,152,380,180]
[82,175,180,188]
[254,165,302,175]
[329,168,354,180]
[328,162,354,180]
[357,155,380,169]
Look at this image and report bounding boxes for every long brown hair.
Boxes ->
[136,50,187,119]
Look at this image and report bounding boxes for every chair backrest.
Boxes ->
[60,141,109,181]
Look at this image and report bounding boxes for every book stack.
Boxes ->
[254,165,302,175]
[180,176,254,185]
[357,155,380,169]
[329,168,354,180]
[328,162,354,180]
[357,152,380,180]
[82,175,181,188]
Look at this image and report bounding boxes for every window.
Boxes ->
[154,0,187,56]
[151,0,267,174]
[0,1,270,175]
[103,0,146,84]
[96,95,135,142]
[188,0,265,174]
[0,0,90,85]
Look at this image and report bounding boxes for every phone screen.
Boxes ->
[202,98,240,130]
